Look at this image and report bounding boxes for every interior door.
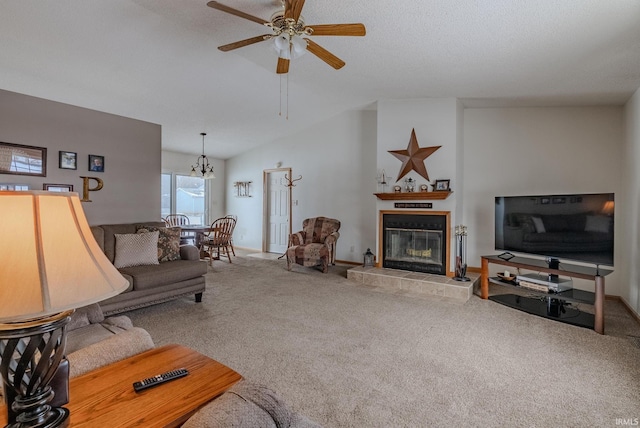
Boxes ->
[264,169,291,254]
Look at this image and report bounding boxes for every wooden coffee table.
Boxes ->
[0,344,242,427]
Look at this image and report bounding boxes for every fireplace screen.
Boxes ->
[382,213,447,275]
[385,228,443,266]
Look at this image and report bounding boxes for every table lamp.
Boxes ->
[0,191,129,427]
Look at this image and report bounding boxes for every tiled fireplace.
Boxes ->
[347,210,477,303]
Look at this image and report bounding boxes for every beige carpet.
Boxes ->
[127,253,640,427]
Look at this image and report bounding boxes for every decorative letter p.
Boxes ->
[79,176,104,202]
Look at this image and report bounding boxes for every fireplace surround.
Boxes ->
[379,210,451,276]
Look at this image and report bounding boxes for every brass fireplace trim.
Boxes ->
[378,210,452,277]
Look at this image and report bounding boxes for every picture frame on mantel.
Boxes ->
[434,179,450,191]
[0,142,47,177]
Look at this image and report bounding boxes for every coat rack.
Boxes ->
[284,174,302,187]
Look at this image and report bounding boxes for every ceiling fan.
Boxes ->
[207,0,366,74]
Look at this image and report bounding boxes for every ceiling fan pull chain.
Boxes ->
[278,73,289,120]
[279,74,283,117]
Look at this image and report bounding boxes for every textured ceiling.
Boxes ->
[1,0,639,159]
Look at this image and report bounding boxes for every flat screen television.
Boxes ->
[495,193,614,267]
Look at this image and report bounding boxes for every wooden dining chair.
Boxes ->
[224,214,237,256]
[200,216,236,264]
[164,214,194,245]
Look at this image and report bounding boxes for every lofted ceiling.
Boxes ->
[1,0,639,159]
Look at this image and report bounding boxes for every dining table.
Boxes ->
[179,225,213,248]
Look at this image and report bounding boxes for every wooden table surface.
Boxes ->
[1,344,242,427]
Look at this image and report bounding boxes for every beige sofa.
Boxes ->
[90,222,208,315]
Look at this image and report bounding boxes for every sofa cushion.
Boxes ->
[118,260,208,291]
[136,225,181,262]
[98,222,166,262]
[531,216,545,233]
[113,231,160,268]
[67,304,106,331]
[182,380,321,428]
[66,327,155,378]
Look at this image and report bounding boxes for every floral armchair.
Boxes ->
[286,217,341,273]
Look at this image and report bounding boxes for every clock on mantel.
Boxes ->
[374,191,452,201]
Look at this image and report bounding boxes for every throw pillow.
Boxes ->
[136,225,181,262]
[531,216,546,233]
[113,231,160,268]
[585,215,611,233]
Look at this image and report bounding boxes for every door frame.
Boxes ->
[262,167,292,252]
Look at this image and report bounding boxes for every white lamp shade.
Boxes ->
[291,36,307,58]
[0,191,129,323]
[274,33,289,51]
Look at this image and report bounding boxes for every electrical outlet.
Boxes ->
[350,246,355,252]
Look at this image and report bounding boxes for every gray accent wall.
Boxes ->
[0,89,161,225]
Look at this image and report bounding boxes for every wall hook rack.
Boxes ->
[284,174,302,187]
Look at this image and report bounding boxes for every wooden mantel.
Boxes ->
[374,191,453,201]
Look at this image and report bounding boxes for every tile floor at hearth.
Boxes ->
[347,266,480,303]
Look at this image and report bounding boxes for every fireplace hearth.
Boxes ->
[380,211,450,275]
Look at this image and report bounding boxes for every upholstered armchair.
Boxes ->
[286,217,341,273]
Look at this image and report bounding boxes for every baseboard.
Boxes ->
[607,295,640,326]
[336,259,362,266]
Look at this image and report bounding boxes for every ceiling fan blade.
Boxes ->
[284,0,305,23]
[306,23,366,37]
[207,1,268,25]
[218,34,271,52]
[304,39,345,70]
[277,57,290,74]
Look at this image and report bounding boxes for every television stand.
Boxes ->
[481,255,612,334]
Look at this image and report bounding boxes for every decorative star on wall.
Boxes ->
[388,128,441,182]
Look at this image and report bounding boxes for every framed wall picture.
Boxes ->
[434,179,450,191]
[0,142,47,177]
[0,184,29,191]
[43,183,74,192]
[88,154,104,172]
[59,151,77,170]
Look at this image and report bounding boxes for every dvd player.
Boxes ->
[516,273,573,292]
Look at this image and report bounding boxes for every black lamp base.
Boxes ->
[9,388,69,428]
[1,311,73,428]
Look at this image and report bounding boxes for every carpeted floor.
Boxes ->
[126,253,640,427]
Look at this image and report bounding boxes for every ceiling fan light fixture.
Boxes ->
[274,32,289,51]
[290,35,307,58]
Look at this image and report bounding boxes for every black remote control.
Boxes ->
[133,368,189,392]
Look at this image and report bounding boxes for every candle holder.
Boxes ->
[453,225,470,282]
[376,170,388,193]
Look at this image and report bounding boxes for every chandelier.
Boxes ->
[190,132,215,179]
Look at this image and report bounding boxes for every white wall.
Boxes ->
[623,89,640,313]
[161,150,226,224]
[226,109,377,263]
[376,98,461,270]
[0,89,161,225]
[463,106,625,295]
